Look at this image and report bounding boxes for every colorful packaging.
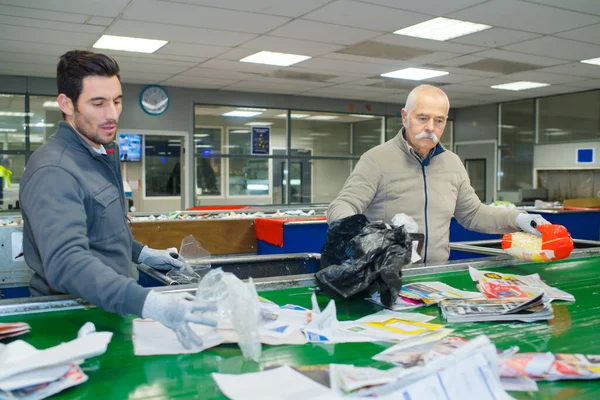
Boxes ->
[502,224,574,262]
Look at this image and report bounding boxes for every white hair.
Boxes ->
[404,84,450,114]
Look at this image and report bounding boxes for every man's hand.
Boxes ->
[142,291,217,349]
[138,246,185,271]
[515,213,550,236]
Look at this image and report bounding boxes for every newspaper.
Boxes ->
[366,292,424,310]
[399,282,484,305]
[439,293,554,323]
[499,352,600,381]
[469,266,575,302]
[373,337,469,367]
[0,323,30,340]
[0,364,88,400]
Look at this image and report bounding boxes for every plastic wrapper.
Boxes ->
[502,224,574,262]
[391,213,418,233]
[316,216,412,307]
[195,269,262,362]
[166,235,211,284]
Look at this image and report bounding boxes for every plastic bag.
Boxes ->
[391,213,419,233]
[195,269,262,362]
[502,224,574,262]
[166,235,210,284]
[316,217,412,307]
[320,214,369,270]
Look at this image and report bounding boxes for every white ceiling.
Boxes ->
[0,0,599,108]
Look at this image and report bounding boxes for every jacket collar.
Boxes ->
[394,127,445,166]
[53,121,116,159]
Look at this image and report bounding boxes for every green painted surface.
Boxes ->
[2,257,599,399]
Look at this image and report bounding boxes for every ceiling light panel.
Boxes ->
[240,51,311,67]
[306,115,339,120]
[223,111,263,117]
[491,81,550,91]
[93,35,168,53]
[581,57,600,66]
[393,17,491,41]
[381,68,449,81]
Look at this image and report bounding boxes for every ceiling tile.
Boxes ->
[158,0,332,18]
[459,58,542,74]
[555,23,600,45]
[87,17,114,26]
[107,20,257,47]
[303,0,431,31]
[0,0,131,18]
[224,81,315,92]
[0,15,105,34]
[323,52,413,67]
[374,34,487,54]
[567,79,600,88]
[358,0,488,15]
[501,71,588,85]
[119,71,174,84]
[524,0,600,16]
[197,59,282,74]
[449,0,600,34]
[472,49,568,66]
[161,75,239,89]
[241,76,330,88]
[535,63,600,79]
[156,42,231,59]
[0,52,59,66]
[526,84,592,96]
[268,19,381,46]
[0,24,99,47]
[215,48,258,61]
[297,57,397,74]
[239,36,344,57]
[123,0,290,34]
[179,68,260,80]
[325,76,362,84]
[288,64,368,77]
[0,39,72,57]
[451,28,541,47]
[502,36,600,61]
[435,55,486,67]
[0,4,88,23]
[117,62,194,75]
[0,62,55,76]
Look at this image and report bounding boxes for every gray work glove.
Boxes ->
[138,246,185,271]
[142,291,217,349]
[515,213,550,236]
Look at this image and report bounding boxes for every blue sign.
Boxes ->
[251,126,270,155]
[577,148,594,164]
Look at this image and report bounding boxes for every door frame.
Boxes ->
[454,139,498,202]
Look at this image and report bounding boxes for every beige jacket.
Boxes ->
[327,130,523,262]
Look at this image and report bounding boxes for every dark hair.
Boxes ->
[57,50,121,113]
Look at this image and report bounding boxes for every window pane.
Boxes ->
[29,96,63,152]
[0,94,26,151]
[352,116,384,156]
[292,112,382,156]
[195,127,223,198]
[538,90,600,143]
[0,154,24,211]
[386,116,403,141]
[499,100,534,191]
[144,136,182,197]
[229,157,269,196]
[304,158,353,204]
[195,127,222,155]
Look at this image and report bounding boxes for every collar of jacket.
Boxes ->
[53,121,116,159]
[394,127,445,167]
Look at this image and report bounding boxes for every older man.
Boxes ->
[327,84,548,263]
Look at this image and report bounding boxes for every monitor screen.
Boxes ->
[119,133,142,162]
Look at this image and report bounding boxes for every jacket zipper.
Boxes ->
[420,163,429,263]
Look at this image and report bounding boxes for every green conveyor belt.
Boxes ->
[1,256,599,399]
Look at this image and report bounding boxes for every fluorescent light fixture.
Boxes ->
[195,134,209,138]
[306,115,338,120]
[350,114,375,118]
[247,184,269,190]
[230,130,250,133]
[245,122,273,126]
[93,34,167,53]
[491,81,550,91]
[196,144,213,148]
[394,17,491,41]
[237,108,266,112]
[0,94,13,98]
[0,128,17,132]
[24,122,54,127]
[581,57,600,66]
[276,113,310,119]
[43,101,60,108]
[0,111,33,117]
[240,51,311,67]
[223,110,263,117]
[308,132,330,137]
[381,68,449,81]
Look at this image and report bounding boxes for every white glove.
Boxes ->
[138,246,185,270]
[515,213,550,236]
[142,291,217,349]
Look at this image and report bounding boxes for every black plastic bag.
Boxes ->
[316,218,412,307]
[320,214,369,270]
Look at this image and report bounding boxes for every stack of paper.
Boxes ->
[0,322,30,340]
[469,267,575,302]
[439,293,553,323]
[0,323,112,400]
[500,352,600,381]
[399,282,484,305]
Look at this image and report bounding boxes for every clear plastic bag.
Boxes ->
[502,224,574,262]
[195,269,262,362]
[166,235,211,284]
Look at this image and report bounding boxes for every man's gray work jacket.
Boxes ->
[20,121,149,316]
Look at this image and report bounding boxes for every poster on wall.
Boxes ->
[251,126,270,155]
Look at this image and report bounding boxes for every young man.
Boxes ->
[327,84,548,263]
[19,50,215,348]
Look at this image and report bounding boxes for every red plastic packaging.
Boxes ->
[502,224,574,262]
